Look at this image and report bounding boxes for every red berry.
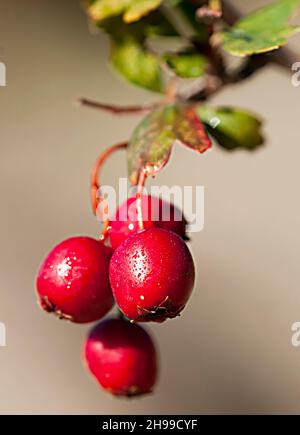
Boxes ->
[84,317,158,396]
[36,237,114,323]
[109,228,195,322]
[109,195,187,249]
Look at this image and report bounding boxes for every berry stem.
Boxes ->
[91,142,128,240]
[136,170,148,231]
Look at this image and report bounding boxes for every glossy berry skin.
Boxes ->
[109,228,195,322]
[109,195,187,250]
[36,237,114,323]
[84,317,158,396]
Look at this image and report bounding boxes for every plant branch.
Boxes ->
[268,47,299,69]
[78,97,157,115]
[80,2,299,111]
[186,0,299,102]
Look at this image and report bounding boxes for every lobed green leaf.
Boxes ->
[220,0,300,56]
[197,106,264,151]
[128,104,211,184]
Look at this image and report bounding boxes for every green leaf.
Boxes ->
[111,37,163,92]
[124,0,163,23]
[197,106,264,151]
[98,13,177,93]
[220,0,300,56]
[88,0,163,24]
[128,105,177,184]
[164,50,208,78]
[98,12,178,40]
[128,104,212,184]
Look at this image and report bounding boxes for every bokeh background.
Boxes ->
[0,0,300,414]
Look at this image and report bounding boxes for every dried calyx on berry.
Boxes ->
[109,227,195,323]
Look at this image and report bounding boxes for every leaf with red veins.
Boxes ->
[128,104,212,185]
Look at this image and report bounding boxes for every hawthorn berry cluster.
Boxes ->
[36,146,196,397]
[34,0,300,398]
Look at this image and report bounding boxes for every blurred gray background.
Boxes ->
[0,0,300,414]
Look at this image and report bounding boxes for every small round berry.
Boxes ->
[84,317,158,396]
[109,195,187,250]
[36,237,114,323]
[109,228,195,322]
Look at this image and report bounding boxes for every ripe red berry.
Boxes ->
[36,237,114,323]
[109,195,187,249]
[84,317,158,396]
[109,228,195,322]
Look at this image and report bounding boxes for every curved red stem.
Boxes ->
[136,170,148,232]
[91,142,128,240]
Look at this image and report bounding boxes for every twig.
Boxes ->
[269,47,299,69]
[78,97,156,115]
[187,0,299,101]
[80,2,299,109]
